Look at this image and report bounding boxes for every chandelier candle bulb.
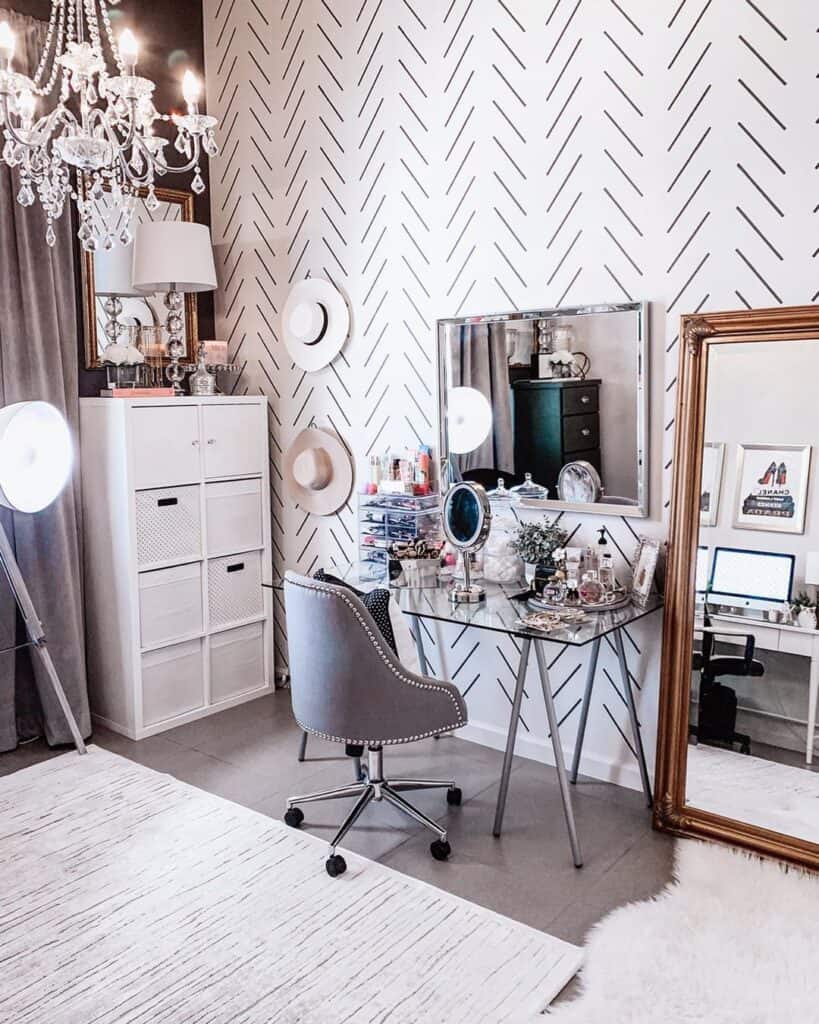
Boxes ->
[182,70,200,113]
[0,21,14,66]
[119,30,138,75]
[17,90,35,126]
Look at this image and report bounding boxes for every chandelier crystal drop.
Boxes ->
[0,1,218,250]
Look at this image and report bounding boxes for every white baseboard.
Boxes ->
[457,719,646,793]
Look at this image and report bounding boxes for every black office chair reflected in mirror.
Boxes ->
[691,604,765,755]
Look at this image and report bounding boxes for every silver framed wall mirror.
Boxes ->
[437,302,649,518]
[442,481,491,603]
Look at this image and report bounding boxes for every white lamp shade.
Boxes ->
[806,552,819,586]
[131,222,217,293]
[0,402,73,514]
[447,386,493,455]
[93,240,142,297]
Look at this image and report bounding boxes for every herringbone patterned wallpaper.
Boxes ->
[203,0,817,786]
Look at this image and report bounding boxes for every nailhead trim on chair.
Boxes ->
[288,575,466,744]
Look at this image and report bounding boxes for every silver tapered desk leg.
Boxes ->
[614,628,653,807]
[534,639,583,868]
[410,614,430,676]
[570,637,601,784]
[493,638,531,838]
[0,522,86,754]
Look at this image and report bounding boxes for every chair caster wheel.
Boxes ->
[446,786,462,806]
[430,839,451,861]
[326,854,347,877]
[284,807,304,828]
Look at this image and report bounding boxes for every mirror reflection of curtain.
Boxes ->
[450,323,514,474]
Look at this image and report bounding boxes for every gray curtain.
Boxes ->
[0,9,91,750]
[451,323,515,474]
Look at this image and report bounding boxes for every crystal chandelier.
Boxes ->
[0,0,218,252]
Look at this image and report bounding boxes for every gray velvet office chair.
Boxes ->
[283,571,468,877]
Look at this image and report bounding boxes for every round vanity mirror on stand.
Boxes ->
[442,481,491,603]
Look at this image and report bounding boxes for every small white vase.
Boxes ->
[797,608,816,630]
[524,562,537,586]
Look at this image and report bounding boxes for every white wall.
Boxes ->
[202,0,818,791]
[704,340,819,586]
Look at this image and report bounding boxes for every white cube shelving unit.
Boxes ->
[80,396,274,740]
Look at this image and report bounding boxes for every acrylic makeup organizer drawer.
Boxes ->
[141,639,204,726]
[208,551,263,629]
[136,485,202,569]
[139,562,203,648]
[210,621,265,703]
[205,479,263,557]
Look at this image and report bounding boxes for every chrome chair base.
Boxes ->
[286,745,461,877]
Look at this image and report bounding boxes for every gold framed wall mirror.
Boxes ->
[655,305,819,872]
[81,185,199,369]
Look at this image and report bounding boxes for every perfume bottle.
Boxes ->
[599,552,615,591]
[564,576,580,606]
[579,574,604,605]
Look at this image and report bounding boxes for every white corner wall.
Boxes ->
[202,0,818,791]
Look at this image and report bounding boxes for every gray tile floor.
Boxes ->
[1,690,676,999]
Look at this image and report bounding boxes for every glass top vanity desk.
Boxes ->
[434,300,655,867]
[395,582,662,869]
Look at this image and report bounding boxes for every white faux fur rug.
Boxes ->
[549,840,819,1022]
[0,747,581,1023]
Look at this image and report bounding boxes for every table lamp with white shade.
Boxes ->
[0,402,86,754]
[131,221,217,393]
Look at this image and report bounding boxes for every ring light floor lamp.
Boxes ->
[0,401,86,755]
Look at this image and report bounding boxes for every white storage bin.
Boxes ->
[205,479,263,557]
[142,638,204,726]
[139,562,203,648]
[208,551,263,629]
[210,622,265,703]
[136,485,202,568]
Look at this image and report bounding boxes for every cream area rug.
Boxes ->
[0,747,581,1024]
[687,743,819,844]
[549,840,819,1022]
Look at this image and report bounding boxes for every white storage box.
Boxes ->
[205,479,263,557]
[136,485,202,568]
[208,551,263,629]
[139,562,203,648]
[210,621,265,703]
[141,638,204,726]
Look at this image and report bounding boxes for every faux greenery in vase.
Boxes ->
[511,519,568,584]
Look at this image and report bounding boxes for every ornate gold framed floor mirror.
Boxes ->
[655,305,819,872]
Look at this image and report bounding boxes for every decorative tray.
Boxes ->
[527,590,633,614]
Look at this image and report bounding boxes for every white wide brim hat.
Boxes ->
[282,278,350,372]
[283,427,353,516]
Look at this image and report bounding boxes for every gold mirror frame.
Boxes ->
[654,304,819,872]
[81,184,199,369]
